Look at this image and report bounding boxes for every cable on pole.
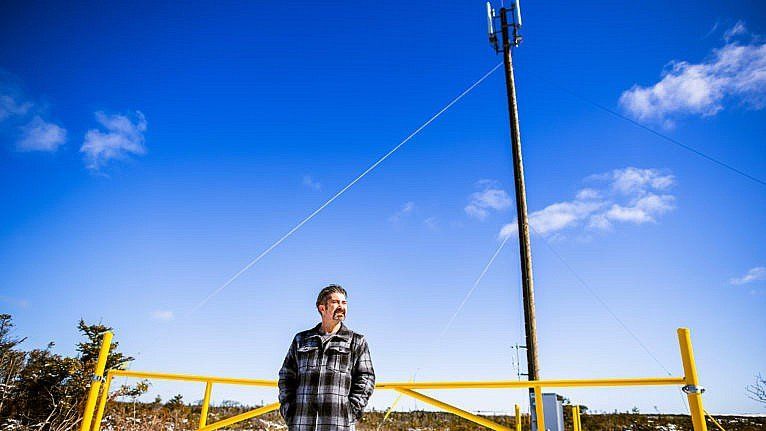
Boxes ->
[553,84,766,188]
[528,224,696,413]
[190,62,503,313]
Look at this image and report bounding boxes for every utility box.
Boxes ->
[529,393,564,431]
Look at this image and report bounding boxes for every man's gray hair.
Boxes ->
[316,284,347,308]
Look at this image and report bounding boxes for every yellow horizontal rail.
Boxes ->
[108,369,278,387]
[109,369,683,390]
[377,376,685,389]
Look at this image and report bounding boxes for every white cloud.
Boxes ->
[0,94,31,121]
[389,201,415,223]
[81,111,147,170]
[533,200,606,234]
[151,310,174,321]
[465,180,512,220]
[0,72,31,121]
[500,200,606,238]
[498,222,517,240]
[16,116,66,152]
[619,23,766,126]
[499,167,675,240]
[603,167,675,195]
[730,266,766,286]
[605,193,675,224]
[1,72,66,152]
[423,216,439,231]
[723,21,747,42]
[587,213,611,230]
[575,188,601,200]
[303,175,322,191]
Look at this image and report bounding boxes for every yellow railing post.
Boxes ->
[677,328,708,431]
[571,405,578,431]
[574,406,582,431]
[576,405,583,431]
[199,381,214,429]
[91,373,113,431]
[515,404,522,431]
[533,386,546,431]
[79,331,113,431]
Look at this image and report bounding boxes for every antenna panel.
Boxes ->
[486,2,495,35]
[515,0,523,27]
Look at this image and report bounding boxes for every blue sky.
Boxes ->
[1,0,765,415]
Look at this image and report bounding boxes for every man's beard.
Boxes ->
[333,311,346,321]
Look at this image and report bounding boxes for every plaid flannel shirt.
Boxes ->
[278,323,375,431]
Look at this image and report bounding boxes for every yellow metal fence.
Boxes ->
[80,328,709,431]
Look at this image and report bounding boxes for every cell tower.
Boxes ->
[487,0,542,423]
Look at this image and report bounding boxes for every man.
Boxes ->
[278,284,375,431]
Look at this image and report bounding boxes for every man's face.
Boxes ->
[318,292,347,323]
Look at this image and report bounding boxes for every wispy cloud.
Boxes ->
[723,21,747,42]
[730,266,766,286]
[465,179,512,221]
[702,21,720,40]
[0,94,31,121]
[0,296,29,308]
[302,175,322,191]
[389,201,416,223]
[423,216,439,231]
[499,167,675,240]
[1,71,66,152]
[81,111,147,171]
[619,22,766,127]
[16,116,67,152]
[151,310,174,321]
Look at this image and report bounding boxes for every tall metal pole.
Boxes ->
[499,6,540,386]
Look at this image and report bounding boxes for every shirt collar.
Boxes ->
[310,322,351,341]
